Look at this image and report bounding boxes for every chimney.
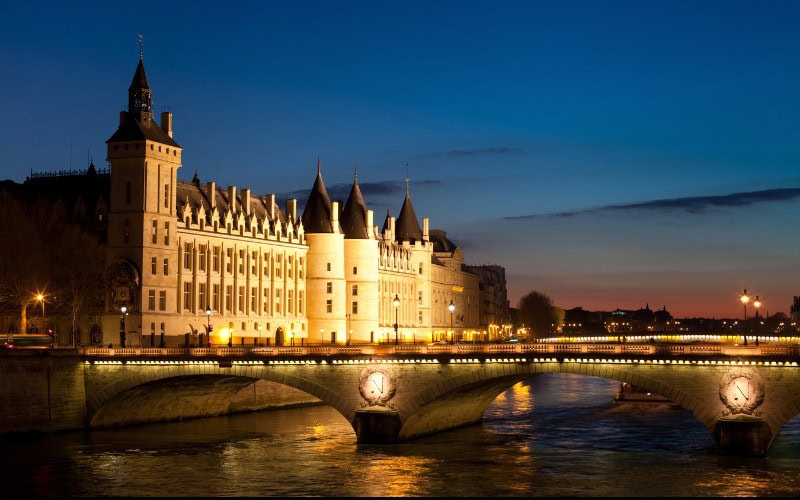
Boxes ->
[228,186,237,213]
[242,188,251,215]
[266,194,275,220]
[331,201,339,228]
[286,199,297,223]
[367,209,374,237]
[207,181,216,209]
[422,217,429,241]
[161,112,173,138]
[389,216,395,241]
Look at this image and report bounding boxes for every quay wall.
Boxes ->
[0,351,322,434]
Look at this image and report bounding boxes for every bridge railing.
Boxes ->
[77,341,800,359]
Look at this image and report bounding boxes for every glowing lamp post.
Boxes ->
[740,289,749,346]
[120,305,128,348]
[448,300,455,343]
[205,306,212,347]
[753,296,761,346]
[393,294,400,345]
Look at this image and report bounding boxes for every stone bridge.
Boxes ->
[69,343,800,457]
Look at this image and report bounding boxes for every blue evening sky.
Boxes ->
[2,0,799,318]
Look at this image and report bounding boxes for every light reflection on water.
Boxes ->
[1,373,799,497]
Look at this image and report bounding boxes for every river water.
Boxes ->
[2,373,799,497]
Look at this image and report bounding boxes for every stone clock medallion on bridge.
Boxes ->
[719,371,764,416]
[359,368,396,406]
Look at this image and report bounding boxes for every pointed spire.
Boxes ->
[395,170,422,243]
[301,159,334,233]
[192,170,200,186]
[341,165,369,239]
[128,36,152,118]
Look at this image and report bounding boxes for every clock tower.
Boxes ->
[104,47,182,345]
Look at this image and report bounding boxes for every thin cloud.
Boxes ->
[421,146,523,159]
[504,188,800,220]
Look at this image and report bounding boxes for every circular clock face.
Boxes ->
[719,374,764,415]
[359,369,396,406]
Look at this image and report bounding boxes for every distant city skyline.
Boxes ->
[2,1,799,318]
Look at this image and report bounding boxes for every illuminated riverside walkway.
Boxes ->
[4,336,800,457]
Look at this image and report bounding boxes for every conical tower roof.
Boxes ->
[301,160,334,233]
[340,168,369,239]
[395,177,422,243]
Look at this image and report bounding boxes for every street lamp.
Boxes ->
[120,305,128,348]
[227,326,233,348]
[753,296,762,346]
[740,289,749,346]
[448,300,455,343]
[393,294,400,345]
[205,306,212,347]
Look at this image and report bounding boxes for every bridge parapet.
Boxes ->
[77,342,800,360]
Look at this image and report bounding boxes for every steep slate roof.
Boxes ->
[106,113,180,147]
[175,178,287,225]
[395,181,422,243]
[129,58,150,92]
[300,163,334,233]
[429,229,456,252]
[340,172,369,239]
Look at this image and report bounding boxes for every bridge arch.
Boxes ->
[81,356,798,455]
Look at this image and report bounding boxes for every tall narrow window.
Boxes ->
[352,284,358,296]
[225,285,233,312]
[238,286,245,313]
[352,301,358,314]
[238,249,245,274]
[288,292,294,315]
[164,183,169,208]
[148,290,155,310]
[275,289,282,314]
[213,284,220,311]
[163,258,169,275]
[183,243,192,269]
[152,220,158,244]
[183,282,192,311]
[326,299,333,313]
[251,287,257,313]
[151,257,157,275]
[353,266,357,275]
[226,248,233,273]
[164,222,169,245]
[299,290,304,315]
[213,247,220,272]
[326,282,332,294]
[199,283,206,312]
[159,291,167,311]
[199,245,207,272]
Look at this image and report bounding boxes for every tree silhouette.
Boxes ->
[516,290,561,339]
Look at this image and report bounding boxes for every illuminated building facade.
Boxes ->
[1,52,510,346]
